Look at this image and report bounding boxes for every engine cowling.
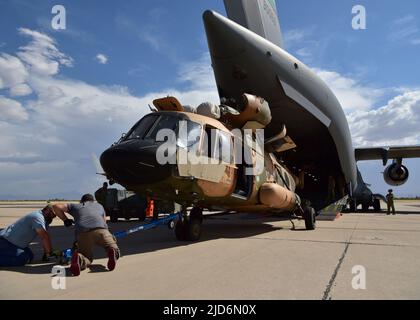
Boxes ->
[383,163,409,186]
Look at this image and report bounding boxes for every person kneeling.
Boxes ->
[0,205,71,267]
[53,194,120,276]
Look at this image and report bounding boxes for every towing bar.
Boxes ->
[59,212,180,263]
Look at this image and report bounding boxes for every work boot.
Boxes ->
[70,250,81,276]
[107,248,118,271]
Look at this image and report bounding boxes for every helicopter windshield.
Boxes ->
[124,114,202,149]
[125,114,159,141]
[145,114,180,140]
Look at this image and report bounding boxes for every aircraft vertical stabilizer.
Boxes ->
[223,0,284,48]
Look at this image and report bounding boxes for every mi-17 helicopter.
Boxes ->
[100,93,314,241]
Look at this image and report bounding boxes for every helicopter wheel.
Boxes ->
[304,207,316,230]
[174,207,203,241]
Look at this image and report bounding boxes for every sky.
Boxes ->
[0,0,419,200]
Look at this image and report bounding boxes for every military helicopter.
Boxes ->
[100,93,316,241]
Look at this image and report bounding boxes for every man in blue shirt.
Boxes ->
[0,204,73,267]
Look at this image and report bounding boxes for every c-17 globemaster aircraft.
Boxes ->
[100,0,420,241]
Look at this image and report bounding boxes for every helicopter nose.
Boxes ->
[100,141,173,186]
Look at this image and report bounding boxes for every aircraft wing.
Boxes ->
[355,146,420,165]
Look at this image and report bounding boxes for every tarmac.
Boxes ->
[1,200,420,300]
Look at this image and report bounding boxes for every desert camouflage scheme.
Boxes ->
[102,94,301,215]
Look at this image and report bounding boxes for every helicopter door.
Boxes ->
[232,137,254,199]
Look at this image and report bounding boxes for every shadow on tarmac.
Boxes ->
[1,214,288,275]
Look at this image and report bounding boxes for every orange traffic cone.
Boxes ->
[146,197,154,218]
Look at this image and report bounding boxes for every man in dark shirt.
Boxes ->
[95,182,108,207]
[386,189,396,215]
[53,194,120,276]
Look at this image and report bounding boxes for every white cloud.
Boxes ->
[95,53,108,64]
[284,29,307,44]
[115,15,161,51]
[389,15,420,45]
[128,64,151,77]
[115,12,178,62]
[0,96,29,122]
[348,90,420,147]
[393,15,415,25]
[10,83,32,96]
[0,152,41,164]
[17,27,73,76]
[177,54,217,92]
[313,68,420,148]
[314,69,385,113]
[0,53,29,90]
[389,25,418,41]
[0,28,218,199]
[283,28,320,60]
[0,160,85,200]
[296,47,311,57]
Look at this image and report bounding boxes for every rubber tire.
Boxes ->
[190,207,203,223]
[373,199,381,212]
[186,208,203,241]
[185,216,202,241]
[349,200,356,213]
[304,207,316,230]
[168,220,175,230]
[362,203,369,212]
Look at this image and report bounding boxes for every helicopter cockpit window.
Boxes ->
[125,114,159,140]
[177,121,202,155]
[145,114,180,141]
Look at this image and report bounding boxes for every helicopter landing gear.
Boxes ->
[303,206,316,230]
[175,207,203,242]
[291,200,317,231]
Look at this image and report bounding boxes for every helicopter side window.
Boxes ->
[202,127,232,163]
[177,121,202,155]
[125,114,159,140]
[202,127,216,158]
[218,131,233,164]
